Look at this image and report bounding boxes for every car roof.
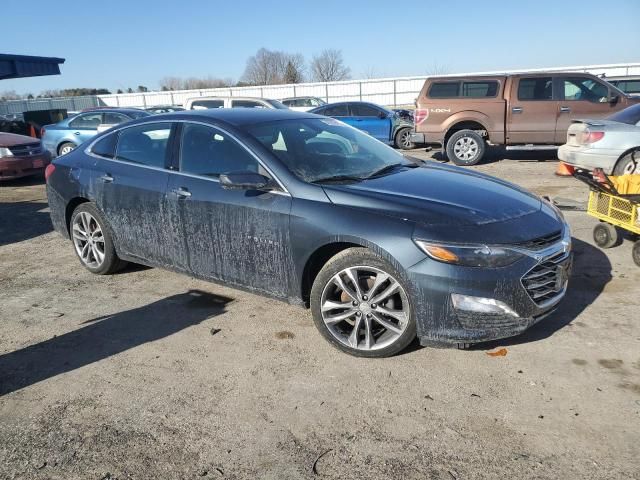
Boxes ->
[82,108,147,114]
[161,108,318,126]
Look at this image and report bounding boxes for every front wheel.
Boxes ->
[310,248,416,358]
[445,129,486,166]
[394,127,415,150]
[70,203,127,274]
[593,222,619,249]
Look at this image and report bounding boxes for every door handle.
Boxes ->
[99,174,114,183]
[172,187,192,199]
[512,107,523,114]
[74,131,81,135]
[560,106,571,113]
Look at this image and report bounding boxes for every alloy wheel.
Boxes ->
[400,130,412,149]
[453,137,478,161]
[72,211,106,269]
[60,145,75,155]
[320,266,410,351]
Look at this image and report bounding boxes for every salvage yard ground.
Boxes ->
[1,150,639,479]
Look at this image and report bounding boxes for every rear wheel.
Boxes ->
[445,130,485,166]
[394,127,415,150]
[613,151,640,175]
[58,142,76,156]
[310,248,416,358]
[70,203,127,274]
[593,222,619,249]
[632,240,640,267]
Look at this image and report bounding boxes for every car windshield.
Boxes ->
[266,99,290,110]
[247,118,414,183]
[607,104,640,125]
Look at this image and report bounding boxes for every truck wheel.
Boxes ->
[445,130,485,166]
[394,127,415,150]
[593,223,619,249]
[632,240,640,267]
[613,151,639,175]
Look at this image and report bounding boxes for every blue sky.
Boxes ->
[2,0,639,95]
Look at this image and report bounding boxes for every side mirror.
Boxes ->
[219,171,272,190]
[609,94,619,105]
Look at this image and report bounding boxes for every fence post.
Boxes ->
[393,80,397,108]
[359,81,362,101]
[325,84,329,102]
[260,87,264,98]
[293,85,297,98]
[170,92,174,105]
[116,95,120,107]
[142,93,147,108]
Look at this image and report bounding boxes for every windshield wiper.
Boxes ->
[311,174,364,184]
[366,162,418,179]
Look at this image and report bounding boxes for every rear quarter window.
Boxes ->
[461,81,498,98]
[90,133,118,158]
[428,82,460,98]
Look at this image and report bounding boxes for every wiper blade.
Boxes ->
[366,162,418,179]
[311,174,364,184]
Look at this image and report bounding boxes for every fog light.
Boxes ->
[451,294,519,317]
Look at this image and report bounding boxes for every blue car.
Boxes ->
[42,108,150,157]
[309,101,415,150]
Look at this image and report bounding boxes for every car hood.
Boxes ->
[0,132,40,147]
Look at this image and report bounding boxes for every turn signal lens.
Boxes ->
[421,245,459,263]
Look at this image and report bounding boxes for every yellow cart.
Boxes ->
[575,169,640,266]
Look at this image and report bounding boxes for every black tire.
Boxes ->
[593,222,619,249]
[632,240,640,267]
[394,127,415,150]
[58,142,76,156]
[613,151,639,176]
[310,247,417,358]
[70,202,127,275]
[445,129,486,166]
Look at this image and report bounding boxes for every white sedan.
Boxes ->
[558,104,640,175]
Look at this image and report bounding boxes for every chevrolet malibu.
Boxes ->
[45,109,572,357]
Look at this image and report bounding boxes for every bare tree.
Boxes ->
[0,90,23,101]
[310,49,350,82]
[425,62,449,76]
[242,48,305,85]
[159,76,183,91]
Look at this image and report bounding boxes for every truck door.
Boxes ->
[554,75,622,143]
[508,76,558,144]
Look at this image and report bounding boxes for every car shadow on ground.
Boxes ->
[428,147,558,164]
[0,290,233,396]
[0,199,52,246]
[476,238,612,350]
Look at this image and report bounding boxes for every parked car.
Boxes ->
[41,108,150,157]
[607,77,640,97]
[0,132,51,181]
[412,72,640,165]
[146,105,185,114]
[185,96,288,110]
[558,103,640,174]
[309,101,416,149]
[46,109,571,357]
[280,96,327,111]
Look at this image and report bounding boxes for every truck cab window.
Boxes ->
[517,77,553,101]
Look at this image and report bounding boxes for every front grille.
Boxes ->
[516,230,562,250]
[8,143,43,156]
[522,252,571,306]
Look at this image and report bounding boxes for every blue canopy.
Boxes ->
[0,54,65,80]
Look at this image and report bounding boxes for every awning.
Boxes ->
[0,53,65,80]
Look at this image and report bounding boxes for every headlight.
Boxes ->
[0,147,13,157]
[414,240,526,267]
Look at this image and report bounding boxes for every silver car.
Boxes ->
[558,104,640,175]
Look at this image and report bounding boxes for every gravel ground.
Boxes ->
[0,150,639,479]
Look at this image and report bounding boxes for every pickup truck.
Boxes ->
[410,72,640,165]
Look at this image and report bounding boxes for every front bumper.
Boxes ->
[558,145,620,175]
[0,153,51,181]
[407,231,572,345]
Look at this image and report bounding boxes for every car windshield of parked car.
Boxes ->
[607,104,640,126]
[247,118,413,183]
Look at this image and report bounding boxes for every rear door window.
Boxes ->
[191,99,224,110]
[91,133,118,159]
[517,77,553,100]
[350,103,381,117]
[69,113,102,129]
[116,122,172,168]
[103,112,130,125]
[428,82,460,98]
[461,81,498,98]
[232,99,266,108]
[321,104,349,116]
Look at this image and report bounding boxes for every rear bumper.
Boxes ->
[0,153,51,181]
[558,145,620,174]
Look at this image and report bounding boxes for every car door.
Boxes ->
[554,75,620,143]
[166,121,293,297]
[508,76,558,144]
[348,103,392,142]
[67,112,103,144]
[90,122,176,266]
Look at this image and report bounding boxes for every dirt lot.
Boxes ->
[1,151,639,479]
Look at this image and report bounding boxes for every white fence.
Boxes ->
[2,62,640,115]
